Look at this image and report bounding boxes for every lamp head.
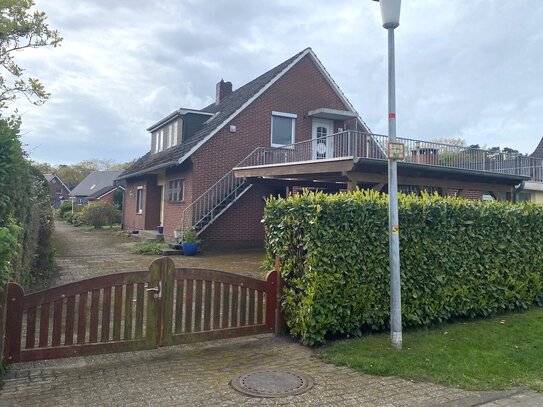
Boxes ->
[372,0,401,29]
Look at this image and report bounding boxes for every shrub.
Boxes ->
[57,201,72,219]
[130,241,169,255]
[80,201,121,229]
[263,190,543,345]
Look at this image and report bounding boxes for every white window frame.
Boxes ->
[271,111,296,147]
[136,186,143,214]
[173,121,178,145]
[156,130,164,152]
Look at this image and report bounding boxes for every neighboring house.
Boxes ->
[521,136,543,204]
[119,48,530,249]
[70,170,125,205]
[44,173,71,208]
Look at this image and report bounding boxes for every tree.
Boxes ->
[0,0,62,109]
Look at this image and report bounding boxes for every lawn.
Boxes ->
[319,308,543,391]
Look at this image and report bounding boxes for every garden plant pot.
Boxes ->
[182,242,198,256]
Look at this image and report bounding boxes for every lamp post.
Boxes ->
[372,0,402,350]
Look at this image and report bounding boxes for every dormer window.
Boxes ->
[156,130,164,152]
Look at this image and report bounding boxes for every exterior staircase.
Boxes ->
[182,148,265,236]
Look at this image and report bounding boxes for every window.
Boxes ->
[167,124,174,148]
[168,179,184,202]
[173,121,178,145]
[155,130,164,152]
[136,187,143,213]
[271,112,296,147]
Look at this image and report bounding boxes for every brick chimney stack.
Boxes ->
[216,79,233,106]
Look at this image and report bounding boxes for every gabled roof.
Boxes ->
[120,48,366,179]
[530,137,543,159]
[70,170,124,198]
[44,173,71,191]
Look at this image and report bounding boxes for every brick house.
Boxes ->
[119,48,530,249]
[44,173,71,208]
[70,170,125,205]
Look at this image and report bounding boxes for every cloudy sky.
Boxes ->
[14,0,543,165]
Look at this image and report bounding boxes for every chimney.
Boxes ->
[216,79,233,106]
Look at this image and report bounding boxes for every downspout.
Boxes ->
[514,180,526,202]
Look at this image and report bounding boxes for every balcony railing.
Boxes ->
[235,131,543,182]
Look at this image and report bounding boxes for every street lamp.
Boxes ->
[372,0,402,350]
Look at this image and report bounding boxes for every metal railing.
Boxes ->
[182,148,266,234]
[235,131,543,182]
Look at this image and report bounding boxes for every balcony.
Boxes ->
[234,131,539,199]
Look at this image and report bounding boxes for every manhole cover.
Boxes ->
[231,370,313,398]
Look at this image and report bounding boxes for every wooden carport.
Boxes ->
[234,157,529,202]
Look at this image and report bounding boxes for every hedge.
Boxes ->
[0,118,55,288]
[263,190,543,345]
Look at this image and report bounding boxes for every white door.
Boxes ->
[312,119,334,160]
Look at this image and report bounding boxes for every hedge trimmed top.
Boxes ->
[263,190,543,345]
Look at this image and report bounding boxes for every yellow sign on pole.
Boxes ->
[387,141,405,161]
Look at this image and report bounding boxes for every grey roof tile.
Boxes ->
[530,137,543,159]
[70,170,124,197]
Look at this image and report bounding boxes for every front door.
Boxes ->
[312,119,334,160]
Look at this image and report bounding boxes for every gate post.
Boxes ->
[274,256,287,335]
[0,286,6,365]
[159,257,176,347]
[3,283,24,364]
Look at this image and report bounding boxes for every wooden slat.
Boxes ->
[203,280,212,331]
[23,270,150,309]
[51,299,63,347]
[173,269,267,292]
[248,289,255,326]
[231,286,238,327]
[174,280,184,334]
[240,287,247,327]
[77,292,88,344]
[266,270,277,332]
[124,284,134,340]
[89,289,100,343]
[25,307,37,349]
[134,283,144,339]
[221,283,230,329]
[65,296,75,345]
[112,285,122,341]
[257,291,264,325]
[18,339,148,362]
[101,287,112,342]
[184,280,193,333]
[194,280,203,332]
[39,303,50,348]
[213,281,221,330]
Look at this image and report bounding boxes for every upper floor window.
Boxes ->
[168,178,184,202]
[155,130,164,152]
[271,112,296,147]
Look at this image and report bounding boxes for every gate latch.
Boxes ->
[146,281,162,299]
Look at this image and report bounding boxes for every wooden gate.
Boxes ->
[0,258,279,364]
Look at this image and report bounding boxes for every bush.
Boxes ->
[263,190,543,345]
[80,201,121,228]
[130,241,169,255]
[57,201,72,219]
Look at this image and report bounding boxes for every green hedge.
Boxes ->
[263,190,543,345]
[0,118,55,288]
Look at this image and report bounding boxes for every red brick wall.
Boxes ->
[125,53,356,246]
[191,54,354,198]
[97,189,115,204]
[161,168,193,236]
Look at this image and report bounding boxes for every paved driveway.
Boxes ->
[1,222,542,406]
